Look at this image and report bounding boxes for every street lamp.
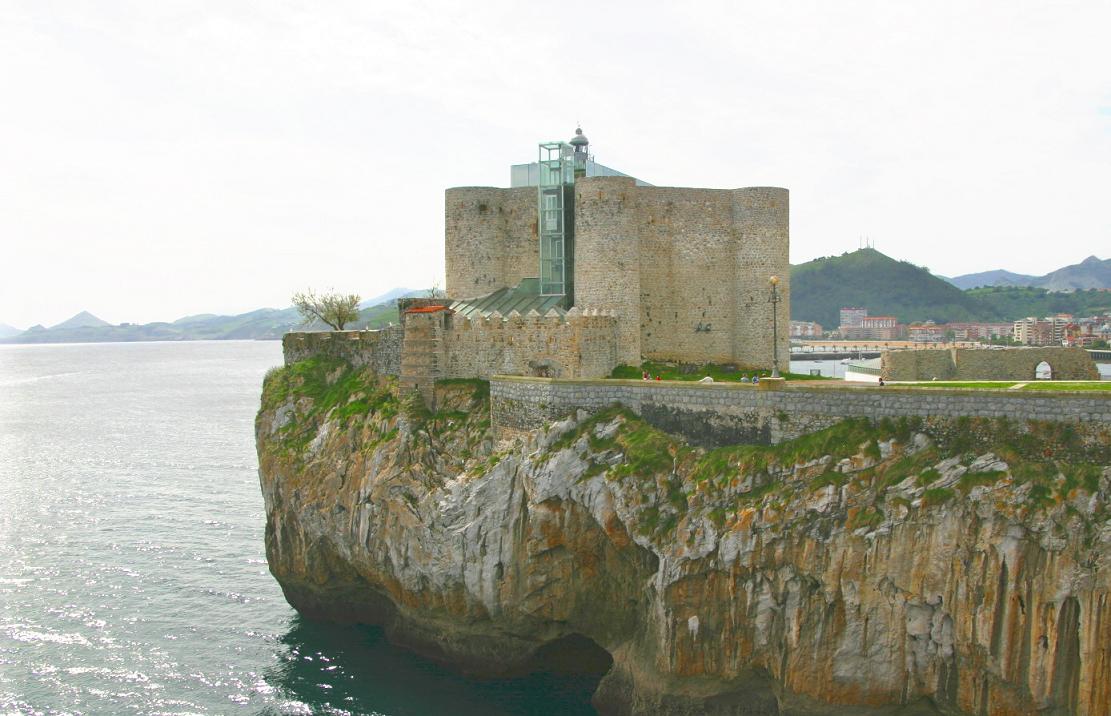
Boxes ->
[769,275,781,379]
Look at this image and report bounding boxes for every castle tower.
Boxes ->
[574,175,641,365]
[732,187,790,368]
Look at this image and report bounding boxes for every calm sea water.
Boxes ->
[0,341,598,716]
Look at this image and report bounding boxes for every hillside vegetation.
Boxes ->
[791,249,1111,326]
[790,249,986,327]
[966,286,1111,320]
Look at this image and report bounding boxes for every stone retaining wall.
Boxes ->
[882,347,1100,381]
[491,377,1111,446]
[282,326,403,376]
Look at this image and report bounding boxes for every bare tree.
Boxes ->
[427,280,445,298]
[292,289,361,330]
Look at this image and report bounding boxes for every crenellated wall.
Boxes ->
[282,326,403,375]
[441,307,617,380]
[398,308,619,395]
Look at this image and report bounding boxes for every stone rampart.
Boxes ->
[882,347,1100,381]
[441,308,617,380]
[282,326,403,376]
[491,377,1111,447]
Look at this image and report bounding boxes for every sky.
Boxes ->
[2,1,1110,328]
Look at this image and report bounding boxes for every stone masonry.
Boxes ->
[490,376,1111,447]
[444,187,538,298]
[882,347,1100,382]
[445,176,790,371]
[282,327,402,375]
[398,308,619,406]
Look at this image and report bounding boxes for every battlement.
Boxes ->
[282,326,403,375]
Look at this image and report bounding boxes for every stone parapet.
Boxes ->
[281,326,403,375]
[490,377,1111,447]
[882,347,1100,381]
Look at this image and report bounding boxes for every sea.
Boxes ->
[0,341,599,716]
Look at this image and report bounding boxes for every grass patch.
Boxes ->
[810,471,847,490]
[261,357,400,452]
[435,377,491,401]
[957,470,1004,493]
[914,468,941,487]
[921,487,955,507]
[848,505,884,530]
[609,361,828,383]
[897,382,1018,390]
[1020,382,1111,392]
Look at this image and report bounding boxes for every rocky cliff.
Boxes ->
[256,357,1111,715]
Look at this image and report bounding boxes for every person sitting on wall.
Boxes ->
[752,375,760,384]
[655,375,661,381]
[642,370,649,381]
[879,378,886,387]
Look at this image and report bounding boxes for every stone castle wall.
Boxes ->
[445,187,537,299]
[282,326,403,375]
[575,177,642,365]
[443,176,790,370]
[396,309,619,403]
[490,377,1111,447]
[442,308,617,380]
[882,347,1100,381]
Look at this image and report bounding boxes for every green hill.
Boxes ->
[965,286,1111,320]
[790,249,992,327]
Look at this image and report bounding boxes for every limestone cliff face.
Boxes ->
[257,360,1111,716]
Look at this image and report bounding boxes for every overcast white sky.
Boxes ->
[2,1,1109,328]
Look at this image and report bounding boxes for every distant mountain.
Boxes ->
[791,248,991,327]
[0,323,23,339]
[359,287,422,309]
[945,269,1039,290]
[1039,256,1111,291]
[1,300,402,345]
[50,311,111,330]
[946,256,1110,291]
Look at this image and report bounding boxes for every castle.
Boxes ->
[286,128,790,401]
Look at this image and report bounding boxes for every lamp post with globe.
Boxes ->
[769,276,781,379]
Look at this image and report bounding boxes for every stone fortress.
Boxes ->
[393,127,790,399]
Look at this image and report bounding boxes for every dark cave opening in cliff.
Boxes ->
[523,633,613,679]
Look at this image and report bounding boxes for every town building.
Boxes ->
[944,322,1013,341]
[907,321,946,343]
[839,307,868,331]
[790,321,823,338]
[840,311,904,340]
[1013,314,1073,346]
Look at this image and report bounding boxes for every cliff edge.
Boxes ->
[256,357,1111,715]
